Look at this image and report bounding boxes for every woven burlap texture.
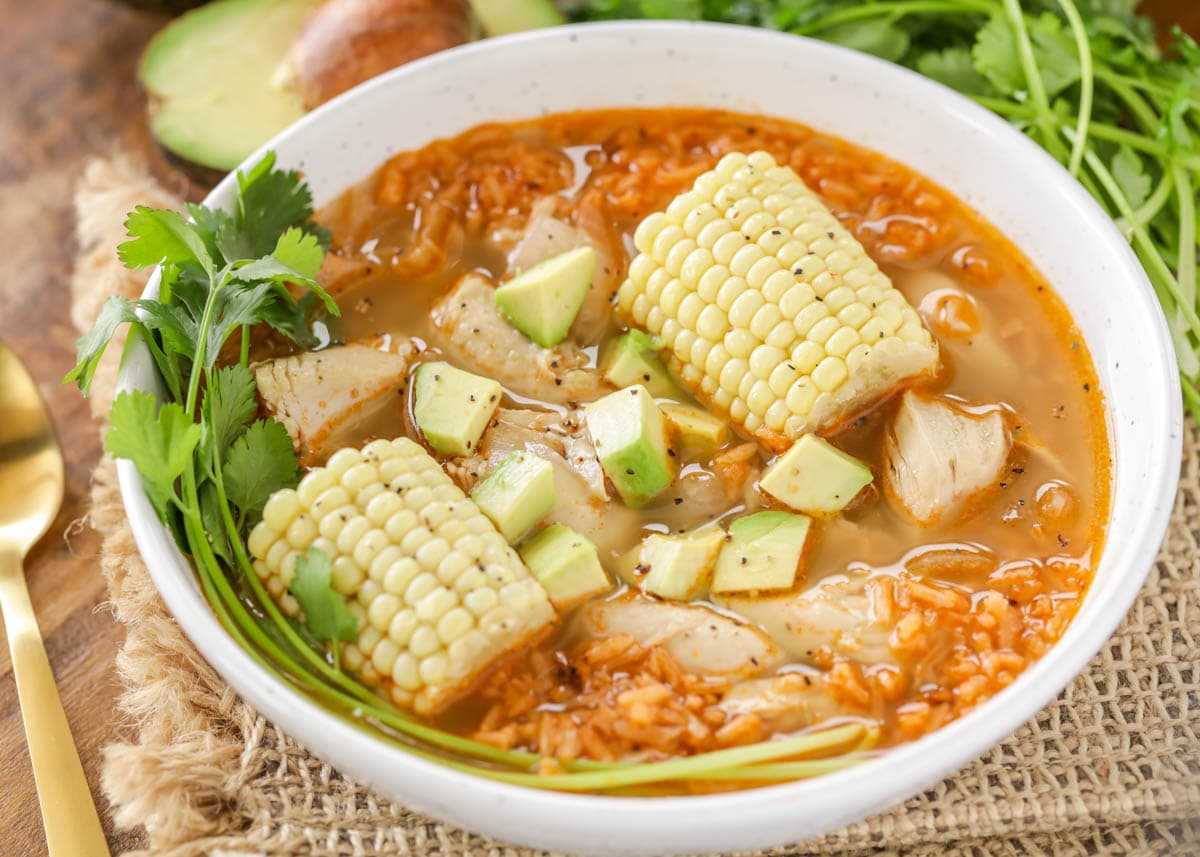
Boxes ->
[75,157,1200,857]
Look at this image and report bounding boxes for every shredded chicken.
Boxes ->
[253,342,413,466]
[716,572,899,667]
[428,273,609,404]
[883,392,1011,526]
[719,673,843,734]
[576,595,782,679]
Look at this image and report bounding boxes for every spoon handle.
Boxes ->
[0,547,109,857]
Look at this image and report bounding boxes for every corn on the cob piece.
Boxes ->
[247,437,556,715]
[617,151,938,452]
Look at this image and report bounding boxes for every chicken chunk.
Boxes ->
[719,673,843,734]
[576,595,782,679]
[254,343,411,466]
[428,274,609,404]
[883,392,1011,526]
[506,197,623,345]
[716,572,897,667]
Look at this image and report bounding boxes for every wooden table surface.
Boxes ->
[1,1,1197,854]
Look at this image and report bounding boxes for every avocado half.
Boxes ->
[138,0,323,171]
[138,0,564,172]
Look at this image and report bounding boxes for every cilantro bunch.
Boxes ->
[67,154,361,665]
[574,0,1200,418]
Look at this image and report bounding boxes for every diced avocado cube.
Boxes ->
[585,385,675,507]
[470,452,556,543]
[640,528,725,601]
[710,511,811,595]
[469,0,563,36]
[599,330,685,399]
[494,247,595,347]
[412,362,502,456]
[612,544,647,587]
[519,524,611,609]
[758,434,873,515]
[660,403,730,457]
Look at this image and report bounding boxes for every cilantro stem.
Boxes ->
[1118,169,1176,237]
[1173,165,1196,312]
[1099,72,1160,135]
[1001,0,1069,164]
[971,96,1200,170]
[184,264,233,417]
[1055,0,1092,177]
[442,723,868,791]
[791,0,994,35]
[686,756,863,781]
[240,325,250,366]
[1075,132,1200,343]
[1182,374,1200,423]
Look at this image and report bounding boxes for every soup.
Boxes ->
[245,108,1109,784]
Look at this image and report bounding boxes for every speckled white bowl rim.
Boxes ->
[115,21,1181,857]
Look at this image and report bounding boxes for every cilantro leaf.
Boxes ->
[255,291,322,349]
[289,547,359,645]
[136,299,198,358]
[204,282,277,367]
[916,47,994,96]
[821,19,910,63]
[118,207,213,276]
[64,295,140,394]
[222,418,300,521]
[229,152,324,259]
[271,227,326,280]
[203,363,259,459]
[185,202,236,264]
[105,391,201,521]
[1111,145,1152,209]
[973,12,1079,98]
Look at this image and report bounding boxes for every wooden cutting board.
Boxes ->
[0,1,1196,853]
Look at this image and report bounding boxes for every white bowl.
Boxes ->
[116,21,1181,856]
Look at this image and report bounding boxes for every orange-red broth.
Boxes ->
[305,109,1110,763]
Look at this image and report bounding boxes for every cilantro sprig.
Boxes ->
[576,0,1200,419]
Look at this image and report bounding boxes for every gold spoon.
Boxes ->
[0,342,108,857]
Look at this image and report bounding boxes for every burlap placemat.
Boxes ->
[73,157,1200,857]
